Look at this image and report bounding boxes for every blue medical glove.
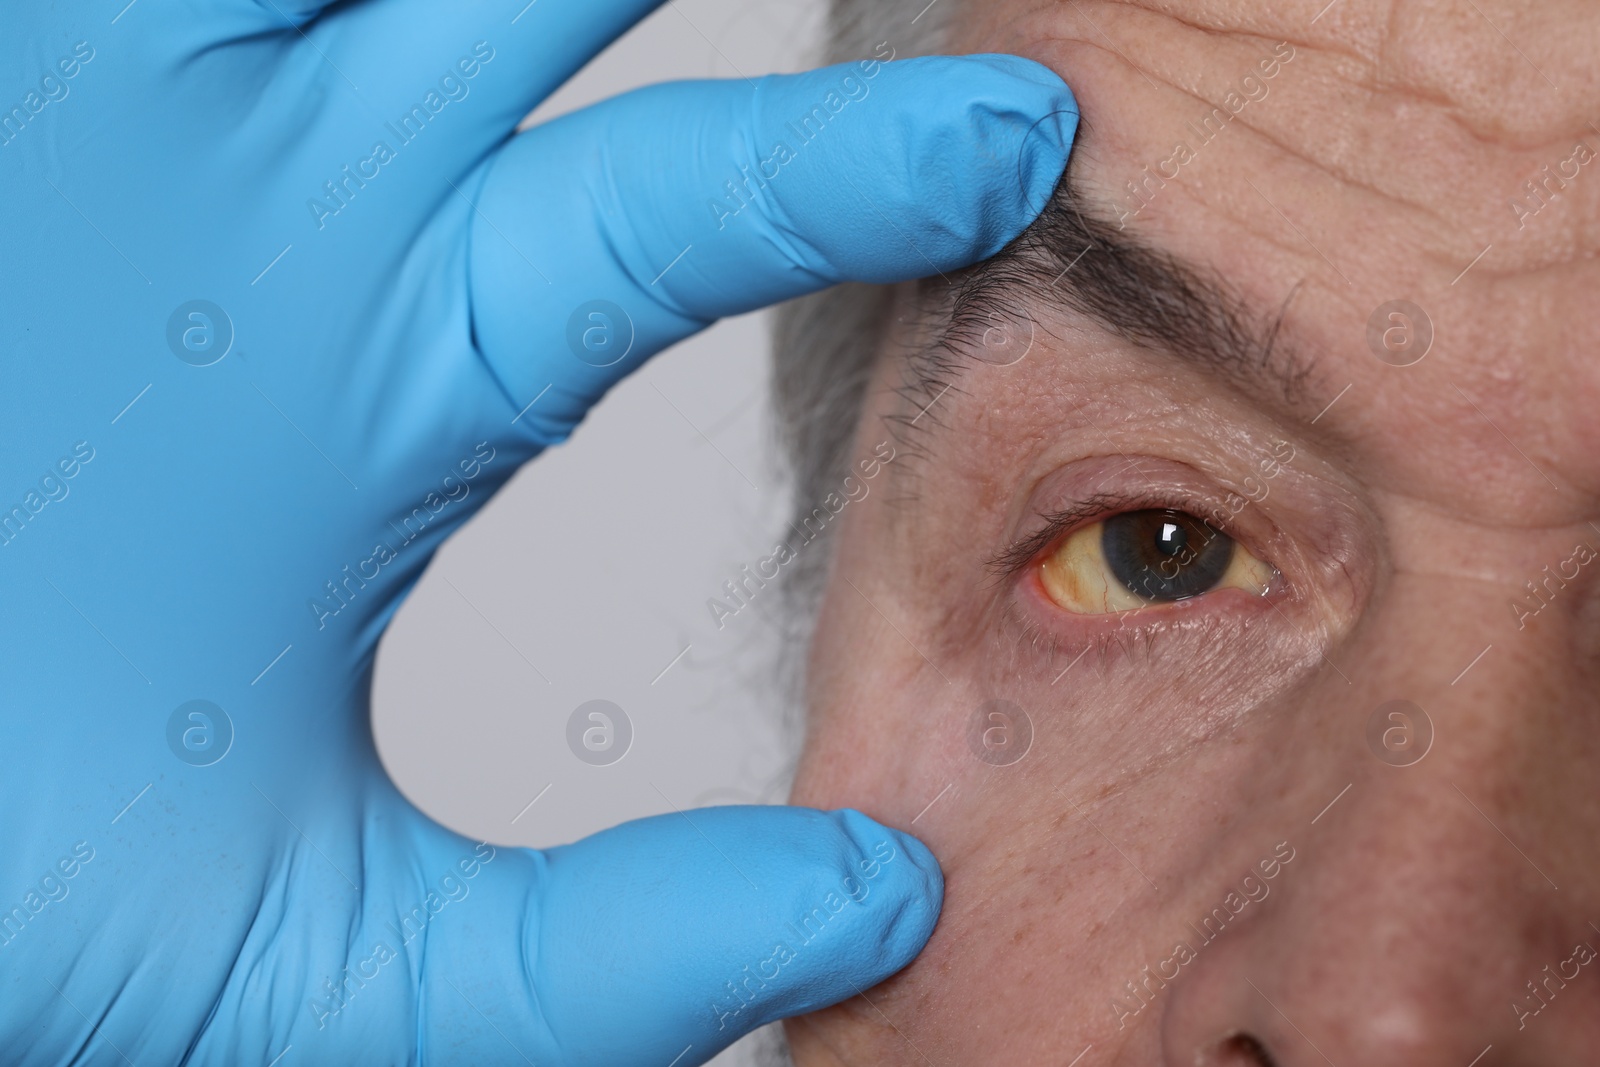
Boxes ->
[0,0,1076,1062]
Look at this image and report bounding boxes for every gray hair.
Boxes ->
[753,3,953,1063]
[767,0,955,708]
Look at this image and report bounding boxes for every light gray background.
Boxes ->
[372,4,826,1058]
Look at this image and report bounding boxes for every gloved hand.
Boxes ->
[0,0,1076,1062]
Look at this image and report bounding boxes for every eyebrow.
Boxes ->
[898,174,1313,428]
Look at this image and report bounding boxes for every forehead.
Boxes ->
[940,0,1600,527]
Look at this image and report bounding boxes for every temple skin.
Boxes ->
[785,2,1600,1064]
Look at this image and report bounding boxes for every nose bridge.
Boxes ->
[1158,570,1600,1064]
[1338,565,1596,914]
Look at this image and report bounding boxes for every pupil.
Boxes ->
[1156,522,1186,556]
[1101,509,1233,602]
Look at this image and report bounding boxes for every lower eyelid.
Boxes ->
[998,574,1311,732]
[1026,562,1280,621]
[1004,572,1287,688]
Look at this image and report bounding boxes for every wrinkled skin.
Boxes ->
[787,2,1600,1064]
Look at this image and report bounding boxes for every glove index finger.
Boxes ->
[641,52,1078,309]
[467,54,1077,445]
[530,805,944,1067]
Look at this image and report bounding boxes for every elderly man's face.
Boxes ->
[785,2,1600,1063]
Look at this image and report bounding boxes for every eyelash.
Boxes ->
[984,488,1262,582]
[984,487,1283,672]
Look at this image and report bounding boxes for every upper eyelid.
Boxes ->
[984,491,1133,578]
[986,487,1272,586]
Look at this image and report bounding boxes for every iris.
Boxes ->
[1102,510,1232,601]
[1036,506,1274,615]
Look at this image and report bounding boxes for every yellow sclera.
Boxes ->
[1038,519,1275,615]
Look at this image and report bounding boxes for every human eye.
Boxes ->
[1036,508,1277,615]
